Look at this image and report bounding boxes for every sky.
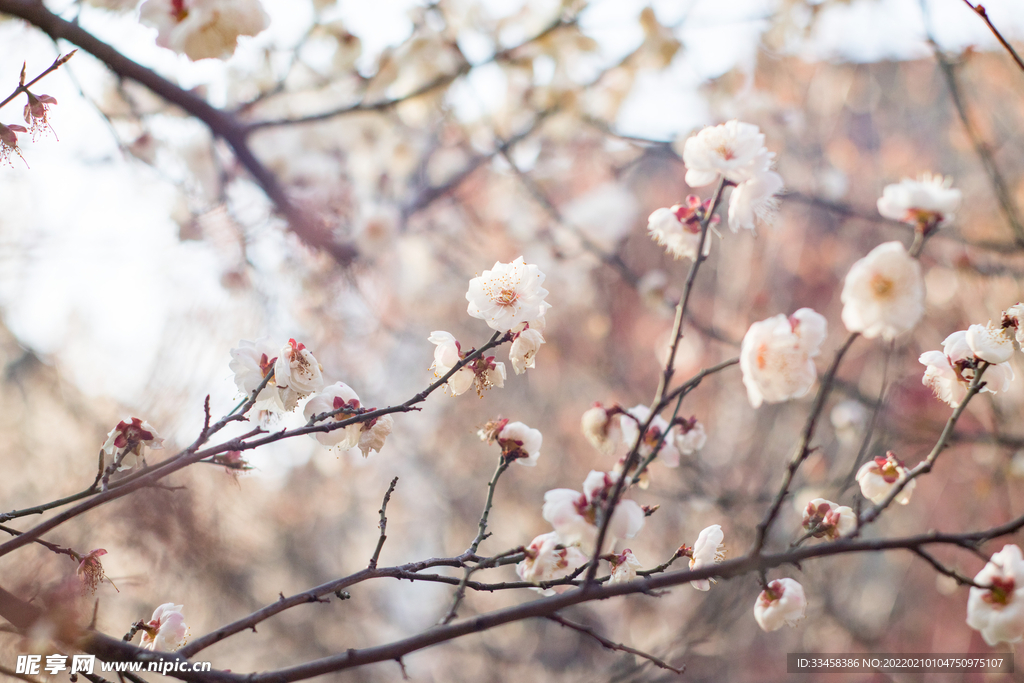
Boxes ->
[1,0,1023,474]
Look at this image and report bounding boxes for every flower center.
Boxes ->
[985,577,1016,605]
[494,288,519,307]
[714,144,735,160]
[870,273,894,297]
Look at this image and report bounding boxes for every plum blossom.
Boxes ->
[139,0,270,61]
[966,322,1014,364]
[229,337,282,411]
[509,325,545,375]
[428,331,505,396]
[682,120,773,187]
[687,524,725,591]
[856,451,915,506]
[140,603,189,651]
[801,499,855,540]
[920,331,1014,407]
[76,549,110,595]
[466,257,551,332]
[102,418,164,471]
[357,414,393,458]
[609,549,643,584]
[877,173,962,233]
[967,545,1024,646]
[840,241,924,341]
[1002,304,1024,345]
[479,419,542,466]
[740,308,828,408]
[674,417,707,455]
[830,400,869,446]
[647,197,711,261]
[274,339,325,410]
[542,471,645,553]
[754,578,806,632]
[516,532,587,594]
[581,404,622,455]
[22,92,58,141]
[0,122,28,167]
[619,404,681,467]
[728,170,784,233]
[302,382,363,450]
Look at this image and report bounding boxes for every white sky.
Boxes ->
[1,0,1023,472]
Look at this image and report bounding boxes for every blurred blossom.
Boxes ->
[139,0,270,61]
[841,241,924,341]
[967,545,1024,646]
[830,400,868,446]
[740,308,827,408]
[876,173,961,233]
[609,548,642,584]
[754,578,806,632]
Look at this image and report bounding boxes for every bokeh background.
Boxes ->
[4,0,1024,680]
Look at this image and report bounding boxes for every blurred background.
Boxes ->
[3,0,1024,680]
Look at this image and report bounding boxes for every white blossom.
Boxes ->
[967,545,1024,646]
[141,603,188,651]
[830,400,869,446]
[510,326,545,375]
[357,414,393,458]
[274,339,324,411]
[102,417,164,471]
[228,337,282,411]
[689,524,725,591]
[609,549,643,585]
[428,331,505,396]
[682,120,773,187]
[516,532,588,594]
[801,499,856,540]
[966,322,1014,364]
[619,404,681,467]
[139,0,269,61]
[856,452,915,506]
[840,241,924,341]
[466,257,551,332]
[581,404,621,455]
[542,471,644,553]
[302,382,363,450]
[647,199,705,261]
[921,331,1014,407]
[740,308,828,408]
[753,578,806,632]
[728,170,784,233]
[1002,304,1024,345]
[483,420,542,466]
[674,418,707,455]
[877,173,962,231]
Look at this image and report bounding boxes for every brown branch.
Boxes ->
[0,49,74,111]
[0,0,355,263]
[546,613,684,674]
[368,477,398,570]
[751,332,859,554]
[961,1,1024,73]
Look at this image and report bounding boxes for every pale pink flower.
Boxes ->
[428,331,505,396]
[357,414,393,458]
[688,524,725,591]
[139,0,269,61]
[273,339,324,410]
[22,92,58,141]
[801,498,855,540]
[516,532,588,594]
[466,257,551,332]
[480,419,542,466]
[877,173,961,232]
[840,241,924,341]
[754,578,806,632]
[856,452,915,506]
[609,549,643,585]
[647,198,707,261]
[682,120,773,187]
[140,603,188,651]
[542,471,644,553]
[229,337,282,410]
[102,417,164,471]
[728,170,784,233]
[619,404,681,467]
[740,308,828,408]
[76,549,109,595]
[303,382,363,450]
[1002,304,1024,345]
[673,417,707,455]
[0,122,28,167]
[509,326,545,375]
[967,545,1024,646]
[921,331,1014,407]
[966,322,1014,364]
[581,404,622,455]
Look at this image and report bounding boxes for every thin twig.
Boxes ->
[369,477,399,570]
[546,613,684,674]
[960,0,1024,73]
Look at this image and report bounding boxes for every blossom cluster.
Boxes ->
[139,0,270,61]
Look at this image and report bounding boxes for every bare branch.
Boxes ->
[546,613,684,674]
